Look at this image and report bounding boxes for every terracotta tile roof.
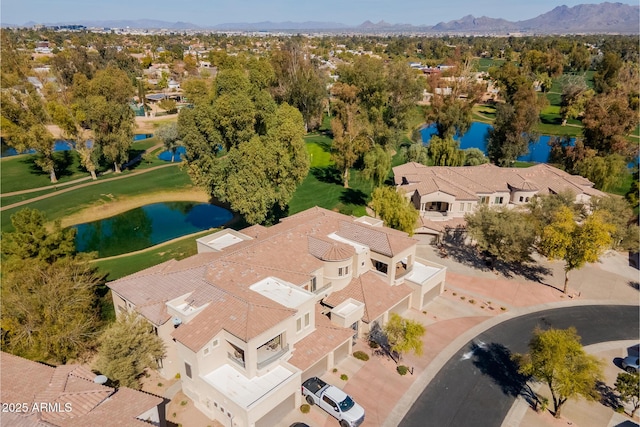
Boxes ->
[308,235,355,261]
[324,271,413,323]
[1,352,53,404]
[0,352,162,427]
[336,221,415,257]
[288,305,354,371]
[108,206,417,350]
[393,162,605,202]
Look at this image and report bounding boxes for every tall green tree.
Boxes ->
[582,91,638,156]
[465,205,537,264]
[515,327,603,418]
[1,88,58,182]
[271,42,326,131]
[362,145,392,187]
[330,83,371,188]
[383,313,425,357]
[156,122,181,162]
[76,67,136,173]
[427,59,484,139]
[370,186,419,235]
[1,256,102,364]
[539,207,614,293]
[209,104,309,225]
[428,136,466,166]
[96,312,166,389]
[1,208,76,265]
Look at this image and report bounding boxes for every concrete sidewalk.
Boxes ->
[288,246,639,427]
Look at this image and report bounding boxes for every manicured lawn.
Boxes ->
[1,151,90,193]
[289,135,373,217]
[93,229,213,281]
[1,165,194,232]
[1,138,166,194]
[1,188,59,206]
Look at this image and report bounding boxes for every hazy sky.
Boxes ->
[2,0,636,26]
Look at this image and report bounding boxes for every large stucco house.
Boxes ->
[108,206,446,427]
[393,162,606,238]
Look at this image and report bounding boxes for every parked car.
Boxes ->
[301,377,365,427]
[621,356,639,373]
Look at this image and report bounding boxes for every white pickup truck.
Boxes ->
[301,377,365,427]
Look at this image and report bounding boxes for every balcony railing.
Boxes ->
[257,344,289,370]
[313,283,332,295]
[227,352,245,368]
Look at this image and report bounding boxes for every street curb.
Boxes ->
[383,300,639,427]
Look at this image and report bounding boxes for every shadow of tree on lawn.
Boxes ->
[340,188,367,206]
[311,166,342,185]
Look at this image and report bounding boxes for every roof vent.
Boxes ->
[94,375,108,385]
[172,317,182,328]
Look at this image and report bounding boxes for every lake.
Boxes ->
[421,122,564,164]
[73,202,233,257]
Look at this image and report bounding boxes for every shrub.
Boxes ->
[397,365,409,376]
[353,351,369,361]
[300,404,310,414]
[469,299,476,304]
[368,340,379,349]
[332,368,338,373]
[157,382,163,387]
[175,373,181,379]
[615,405,625,414]
[180,400,188,406]
[500,306,507,311]
[452,292,457,296]
[172,413,176,418]
[460,296,466,300]
[340,374,348,381]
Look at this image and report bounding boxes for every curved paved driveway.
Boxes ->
[400,305,640,427]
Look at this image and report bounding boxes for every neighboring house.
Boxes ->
[0,352,166,427]
[393,162,605,238]
[108,207,446,427]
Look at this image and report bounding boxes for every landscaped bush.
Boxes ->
[397,365,409,376]
[332,368,338,373]
[353,351,369,361]
[300,404,310,414]
[368,340,379,349]
[340,374,348,381]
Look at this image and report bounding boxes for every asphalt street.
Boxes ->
[399,305,640,427]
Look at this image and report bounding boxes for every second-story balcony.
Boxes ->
[257,344,290,370]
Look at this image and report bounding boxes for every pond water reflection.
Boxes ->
[420,122,571,164]
[73,202,233,257]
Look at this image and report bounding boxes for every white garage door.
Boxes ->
[255,393,295,427]
[302,356,328,381]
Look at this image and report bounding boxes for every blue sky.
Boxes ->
[1,0,635,26]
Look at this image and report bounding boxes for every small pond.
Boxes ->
[421,122,570,164]
[158,146,187,162]
[73,202,233,257]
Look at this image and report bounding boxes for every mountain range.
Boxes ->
[8,2,640,34]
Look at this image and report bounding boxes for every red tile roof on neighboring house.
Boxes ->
[0,352,163,427]
[393,162,605,201]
